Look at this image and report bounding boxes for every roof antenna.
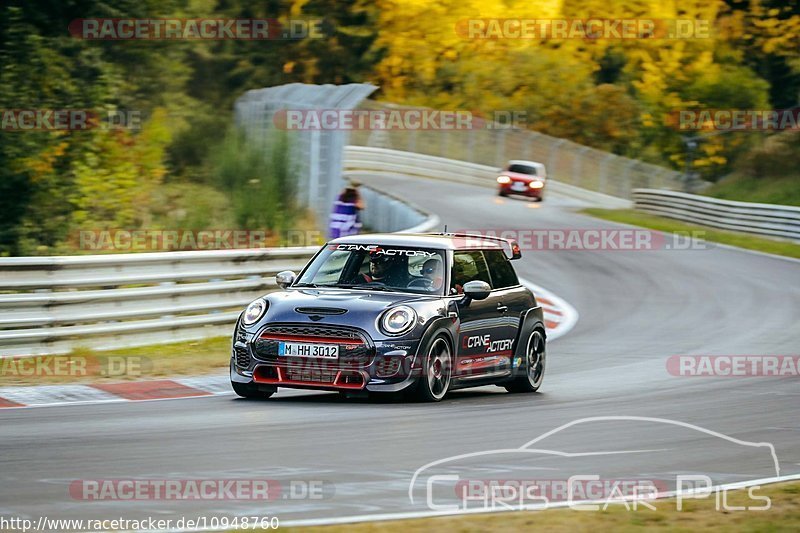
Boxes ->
[443,224,448,233]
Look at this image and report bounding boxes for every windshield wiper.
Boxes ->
[292,282,320,288]
[335,284,394,292]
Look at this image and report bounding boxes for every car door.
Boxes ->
[483,250,527,363]
[452,250,510,379]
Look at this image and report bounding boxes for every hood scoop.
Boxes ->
[295,307,348,316]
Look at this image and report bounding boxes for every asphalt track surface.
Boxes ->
[1,174,799,526]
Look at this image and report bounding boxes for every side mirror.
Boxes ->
[462,280,491,301]
[276,270,297,289]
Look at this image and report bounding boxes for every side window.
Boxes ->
[484,250,519,289]
[451,251,491,293]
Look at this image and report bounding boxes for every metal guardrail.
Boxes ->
[344,145,632,209]
[633,189,800,242]
[358,186,439,234]
[0,188,437,357]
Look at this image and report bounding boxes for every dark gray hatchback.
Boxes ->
[230,233,546,402]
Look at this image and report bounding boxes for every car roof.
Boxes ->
[507,160,545,169]
[330,232,510,251]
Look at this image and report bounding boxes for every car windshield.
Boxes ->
[507,164,538,176]
[296,244,447,295]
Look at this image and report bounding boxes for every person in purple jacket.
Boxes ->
[329,185,364,239]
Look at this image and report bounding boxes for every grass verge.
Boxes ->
[581,208,800,259]
[0,336,230,387]
[705,173,800,207]
[278,480,800,532]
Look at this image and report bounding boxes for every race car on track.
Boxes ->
[497,160,547,201]
[230,233,546,402]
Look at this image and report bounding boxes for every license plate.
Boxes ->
[278,342,339,359]
[512,182,527,191]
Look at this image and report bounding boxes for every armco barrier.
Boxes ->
[633,189,800,242]
[343,145,632,209]
[0,187,437,357]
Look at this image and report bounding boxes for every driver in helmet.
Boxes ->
[421,257,443,290]
[361,252,402,285]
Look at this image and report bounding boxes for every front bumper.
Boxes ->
[231,322,423,392]
[500,183,544,197]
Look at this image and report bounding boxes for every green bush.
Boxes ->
[211,128,298,236]
[708,131,800,206]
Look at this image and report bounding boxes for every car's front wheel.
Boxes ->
[415,335,452,402]
[231,381,275,399]
[506,328,546,393]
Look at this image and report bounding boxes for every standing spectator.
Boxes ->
[329,185,364,239]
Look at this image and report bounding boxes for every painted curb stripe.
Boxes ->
[91,380,212,401]
[521,278,579,342]
[0,397,23,408]
[0,384,120,407]
[173,375,233,395]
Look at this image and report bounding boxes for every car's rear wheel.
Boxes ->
[231,381,275,399]
[415,335,452,402]
[506,328,546,393]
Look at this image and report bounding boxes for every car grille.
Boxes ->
[375,356,402,377]
[285,367,337,383]
[234,323,250,369]
[253,324,373,368]
[234,346,250,368]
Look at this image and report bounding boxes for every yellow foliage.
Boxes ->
[70,108,172,231]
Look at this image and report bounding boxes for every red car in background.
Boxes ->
[497,160,547,201]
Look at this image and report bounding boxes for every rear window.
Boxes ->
[507,164,538,176]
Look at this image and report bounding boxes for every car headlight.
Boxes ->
[380,305,417,335]
[529,180,544,189]
[497,175,511,184]
[243,298,267,325]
